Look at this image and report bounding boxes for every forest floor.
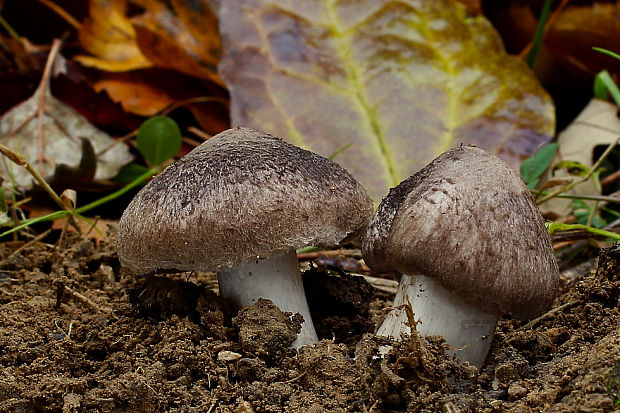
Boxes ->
[0,227,618,412]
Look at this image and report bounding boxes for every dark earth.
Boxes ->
[0,227,619,412]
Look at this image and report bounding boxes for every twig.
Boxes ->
[547,192,620,204]
[297,249,362,260]
[362,274,399,294]
[443,402,461,413]
[7,228,51,259]
[368,400,381,413]
[601,168,620,189]
[550,228,620,242]
[63,285,112,313]
[537,135,620,204]
[84,216,100,238]
[0,143,66,210]
[205,400,217,413]
[98,97,227,156]
[54,320,74,340]
[182,136,203,147]
[517,301,578,331]
[187,126,212,141]
[283,371,306,383]
[35,0,81,30]
[160,96,228,116]
[36,39,64,172]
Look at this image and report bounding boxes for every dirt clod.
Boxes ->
[232,298,301,360]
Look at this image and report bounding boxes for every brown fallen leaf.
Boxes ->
[488,1,620,79]
[219,0,554,201]
[92,71,176,116]
[131,0,223,85]
[75,0,152,72]
[92,69,230,133]
[544,1,620,78]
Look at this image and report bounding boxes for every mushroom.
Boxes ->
[362,146,559,367]
[117,127,373,348]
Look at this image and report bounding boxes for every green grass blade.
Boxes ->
[594,70,620,107]
[527,0,553,68]
[593,47,620,62]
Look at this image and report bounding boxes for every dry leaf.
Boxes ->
[92,69,230,133]
[545,1,620,78]
[219,0,554,201]
[0,81,133,191]
[131,0,222,84]
[540,99,620,216]
[93,71,176,116]
[75,0,152,72]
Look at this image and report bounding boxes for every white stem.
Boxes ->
[377,274,498,368]
[218,249,318,349]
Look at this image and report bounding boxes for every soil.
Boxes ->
[0,226,619,413]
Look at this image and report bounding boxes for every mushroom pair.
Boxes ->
[117,127,373,348]
[362,146,559,367]
[117,127,558,363]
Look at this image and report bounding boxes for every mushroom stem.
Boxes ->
[218,248,318,349]
[377,274,498,368]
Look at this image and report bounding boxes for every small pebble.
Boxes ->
[508,382,528,400]
[218,350,242,362]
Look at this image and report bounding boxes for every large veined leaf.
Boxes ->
[218,0,554,201]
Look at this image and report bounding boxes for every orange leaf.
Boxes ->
[75,0,152,72]
[93,71,175,116]
[92,69,230,133]
[131,0,222,84]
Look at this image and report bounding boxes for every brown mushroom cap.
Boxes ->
[118,127,373,275]
[362,146,559,320]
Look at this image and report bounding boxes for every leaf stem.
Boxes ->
[0,143,66,211]
[546,222,620,240]
[0,168,157,239]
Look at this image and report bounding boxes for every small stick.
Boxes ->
[537,135,620,205]
[517,301,578,331]
[362,274,399,294]
[297,249,361,260]
[84,216,100,238]
[368,400,381,413]
[8,228,51,259]
[62,285,112,313]
[182,136,203,147]
[283,371,306,383]
[36,0,81,29]
[54,320,74,340]
[187,126,213,141]
[0,144,66,210]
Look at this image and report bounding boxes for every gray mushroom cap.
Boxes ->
[118,127,374,275]
[362,146,559,320]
